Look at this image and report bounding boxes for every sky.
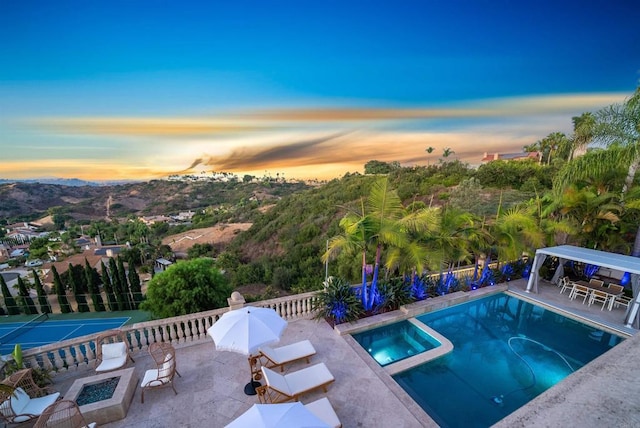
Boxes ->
[1,0,639,182]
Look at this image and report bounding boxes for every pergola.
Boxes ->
[525,245,640,328]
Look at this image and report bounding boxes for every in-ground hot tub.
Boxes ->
[65,367,137,425]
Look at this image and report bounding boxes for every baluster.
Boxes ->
[51,349,66,372]
[71,343,85,368]
[62,346,76,371]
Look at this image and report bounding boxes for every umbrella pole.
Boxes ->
[245,354,262,396]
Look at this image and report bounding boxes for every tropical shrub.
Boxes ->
[312,277,363,326]
[376,277,414,312]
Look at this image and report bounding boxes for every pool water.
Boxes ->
[391,293,624,428]
[353,320,438,366]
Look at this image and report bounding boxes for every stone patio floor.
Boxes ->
[44,279,640,427]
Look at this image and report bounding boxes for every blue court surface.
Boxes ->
[0,317,130,355]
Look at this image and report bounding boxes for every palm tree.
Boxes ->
[568,112,596,160]
[425,146,435,166]
[324,177,408,311]
[537,132,569,165]
[554,86,640,254]
[441,147,455,162]
[559,185,623,250]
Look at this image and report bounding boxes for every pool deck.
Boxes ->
[44,279,640,427]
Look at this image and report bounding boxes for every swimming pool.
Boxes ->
[361,293,623,427]
[352,319,439,366]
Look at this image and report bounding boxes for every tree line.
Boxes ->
[0,256,143,316]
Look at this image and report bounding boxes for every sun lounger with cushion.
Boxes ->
[258,339,316,372]
[257,363,335,403]
[304,397,342,428]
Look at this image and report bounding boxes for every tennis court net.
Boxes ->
[0,313,49,345]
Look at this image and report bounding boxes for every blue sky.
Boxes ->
[1,0,639,181]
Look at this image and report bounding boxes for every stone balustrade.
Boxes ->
[15,291,319,376]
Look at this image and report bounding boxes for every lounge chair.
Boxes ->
[95,330,135,373]
[33,399,97,428]
[256,363,335,404]
[305,397,342,428]
[258,339,317,372]
[140,342,181,403]
[0,387,61,425]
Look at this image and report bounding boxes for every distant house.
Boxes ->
[42,253,106,286]
[481,152,540,162]
[139,215,172,225]
[94,245,126,257]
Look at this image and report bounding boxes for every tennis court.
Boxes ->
[0,316,130,355]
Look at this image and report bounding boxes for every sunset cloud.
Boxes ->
[2,92,629,181]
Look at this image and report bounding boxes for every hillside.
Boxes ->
[0,180,311,222]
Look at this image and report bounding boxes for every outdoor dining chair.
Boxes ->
[558,276,573,294]
[569,283,590,303]
[588,289,609,310]
[33,399,97,428]
[140,341,181,403]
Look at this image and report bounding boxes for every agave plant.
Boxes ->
[312,277,363,326]
[376,277,414,312]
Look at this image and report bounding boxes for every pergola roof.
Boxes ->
[535,245,640,275]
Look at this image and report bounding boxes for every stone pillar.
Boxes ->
[228,291,246,310]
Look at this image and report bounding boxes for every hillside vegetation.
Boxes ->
[0,179,311,222]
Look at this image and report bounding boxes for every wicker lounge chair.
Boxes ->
[33,399,97,428]
[140,342,181,403]
[95,330,135,373]
[0,369,60,425]
[304,397,342,428]
[256,363,335,404]
[258,340,317,372]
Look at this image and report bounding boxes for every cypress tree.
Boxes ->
[128,257,143,309]
[16,276,38,315]
[52,265,72,313]
[101,260,118,311]
[85,259,105,312]
[117,257,133,310]
[109,258,125,311]
[32,270,51,314]
[0,273,20,315]
[69,263,90,312]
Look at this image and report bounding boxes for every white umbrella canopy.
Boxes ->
[207,306,288,355]
[207,306,288,395]
[225,402,330,428]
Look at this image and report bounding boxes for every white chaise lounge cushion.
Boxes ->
[262,363,334,397]
[96,342,127,372]
[261,340,316,364]
[305,397,342,428]
[9,387,61,423]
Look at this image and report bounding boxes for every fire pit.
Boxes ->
[65,368,137,425]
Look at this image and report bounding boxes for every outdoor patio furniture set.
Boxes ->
[0,329,179,427]
[558,276,629,311]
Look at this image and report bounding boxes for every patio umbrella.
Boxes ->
[225,402,330,428]
[207,306,287,395]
